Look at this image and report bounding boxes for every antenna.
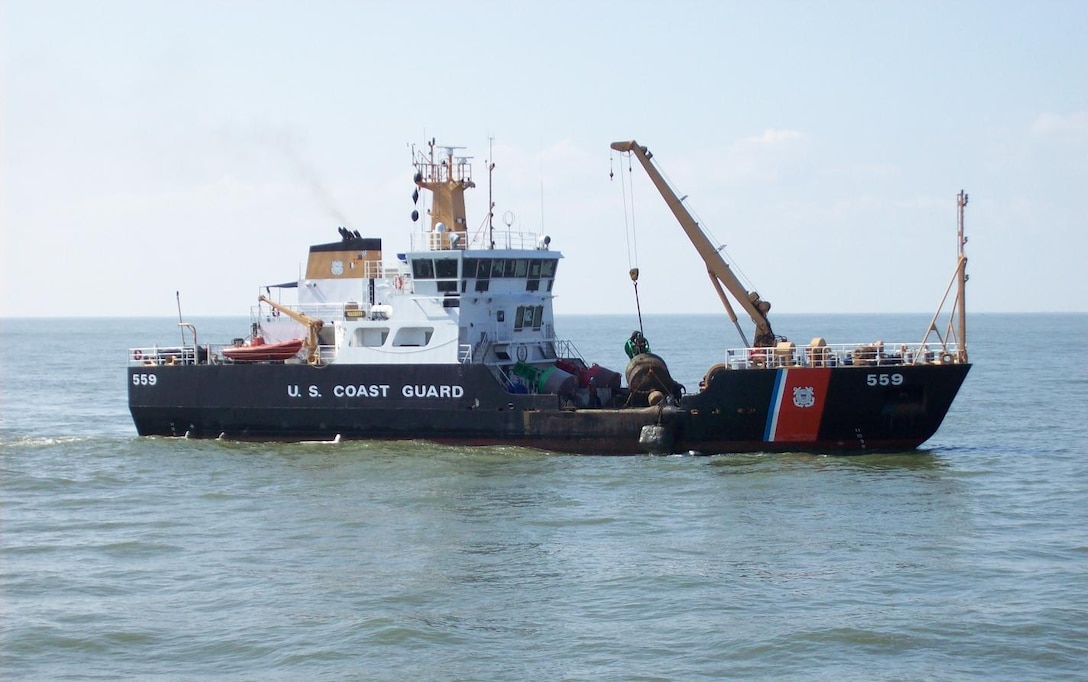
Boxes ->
[176,291,185,346]
[956,189,969,361]
[487,136,496,250]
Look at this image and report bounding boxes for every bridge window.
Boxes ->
[412,259,435,279]
[435,258,459,278]
[459,257,550,282]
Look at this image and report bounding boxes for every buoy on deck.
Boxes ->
[625,352,682,399]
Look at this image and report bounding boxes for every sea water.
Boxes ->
[2,314,1086,680]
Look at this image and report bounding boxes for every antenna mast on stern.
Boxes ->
[956,190,969,362]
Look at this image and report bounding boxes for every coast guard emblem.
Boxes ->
[331,260,344,276]
[793,386,816,408]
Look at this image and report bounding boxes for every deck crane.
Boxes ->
[258,295,324,363]
[611,140,778,348]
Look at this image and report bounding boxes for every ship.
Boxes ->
[128,139,971,454]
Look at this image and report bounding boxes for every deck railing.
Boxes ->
[128,343,343,367]
[409,229,547,252]
[129,345,203,366]
[720,341,965,370]
[130,339,963,370]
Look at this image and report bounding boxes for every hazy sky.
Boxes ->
[3,0,1086,318]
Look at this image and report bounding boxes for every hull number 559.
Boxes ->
[867,373,903,387]
[132,373,158,386]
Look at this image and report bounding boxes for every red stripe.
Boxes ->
[770,368,832,442]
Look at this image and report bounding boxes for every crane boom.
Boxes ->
[611,140,777,347]
[258,295,324,361]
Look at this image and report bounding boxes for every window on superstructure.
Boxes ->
[435,258,459,279]
[513,305,544,331]
[528,260,542,278]
[412,259,435,279]
[490,259,505,278]
[503,259,518,277]
[476,259,491,279]
[541,259,557,277]
[514,259,529,277]
[463,258,479,278]
[352,328,390,347]
[391,327,435,347]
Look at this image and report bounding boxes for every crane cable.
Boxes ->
[611,151,644,335]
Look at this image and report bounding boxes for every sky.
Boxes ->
[2,0,1086,319]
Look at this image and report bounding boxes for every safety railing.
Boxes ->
[408,229,549,252]
[720,342,965,370]
[254,301,388,324]
[129,346,201,366]
[131,343,333,366]
[554,338,584,363]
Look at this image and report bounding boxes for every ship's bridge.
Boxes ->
[404,248,561,298]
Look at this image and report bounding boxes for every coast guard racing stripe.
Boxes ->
[764,368,832,443]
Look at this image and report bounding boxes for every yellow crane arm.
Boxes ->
[258,295,324,359]
[611,140,777,347]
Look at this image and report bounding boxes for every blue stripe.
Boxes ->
[764,369,787,441]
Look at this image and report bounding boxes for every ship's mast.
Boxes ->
[413,139,475,249]
[487,137,496,250]
[612,140,776,347]
[956,190,969,362]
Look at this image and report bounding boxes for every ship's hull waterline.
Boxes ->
[129,361,970,454]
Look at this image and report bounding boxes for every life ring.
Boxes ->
[940,352,954,364]
[394,276,404,290]
[516,344,528,362]
[132,349,143,361]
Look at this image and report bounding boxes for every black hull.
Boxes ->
[128,361,970,454]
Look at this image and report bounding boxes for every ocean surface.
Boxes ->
[2,313,1086,680]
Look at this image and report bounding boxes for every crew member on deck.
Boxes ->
[625,330,651,359]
